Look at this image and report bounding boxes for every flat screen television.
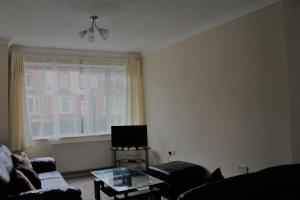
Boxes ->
[111,125,148,148]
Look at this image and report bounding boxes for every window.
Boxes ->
[79,74,88,89]
[27,96,40,114]
[60,97,72,113]
[58,71,69,88]
[80,74,98,89]
[24,64,127,139]
[25,72,33,87]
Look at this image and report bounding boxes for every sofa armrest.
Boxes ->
[9,186,82,200]
[30,157,56,173]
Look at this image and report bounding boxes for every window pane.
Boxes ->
[24,64,127,139]
[25,72,33,87]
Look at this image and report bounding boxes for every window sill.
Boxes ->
[33,133,111,145]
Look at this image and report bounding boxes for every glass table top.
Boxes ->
[91,167,163,192]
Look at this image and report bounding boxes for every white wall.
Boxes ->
[282,0,300,163]
[143,2,291,177]
[25,136,113,172]
[0,41,9,147]
[50,140,111,172]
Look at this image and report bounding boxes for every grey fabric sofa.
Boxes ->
[0,145,82,200]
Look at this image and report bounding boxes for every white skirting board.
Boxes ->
[50,140,112,173]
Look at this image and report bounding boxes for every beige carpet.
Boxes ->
[67,175,100,200]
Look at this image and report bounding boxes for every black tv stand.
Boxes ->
[111,146,150,169]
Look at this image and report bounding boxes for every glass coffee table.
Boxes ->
[91,167,164,200]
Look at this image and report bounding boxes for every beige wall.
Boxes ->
[282,0,300,163]
[143,2,291,177]
[0,42,9,147]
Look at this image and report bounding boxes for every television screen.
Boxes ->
[111,125,148,148]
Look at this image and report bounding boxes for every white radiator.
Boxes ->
[50,140,112,173]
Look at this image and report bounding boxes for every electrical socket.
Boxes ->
[238,164,249,174]
[168,151,176,156]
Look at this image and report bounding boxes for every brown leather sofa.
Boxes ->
[178,163,300,200]
[0,145,82,200]
[147,161,300,200]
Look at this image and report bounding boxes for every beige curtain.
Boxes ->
[9,51,27,151]
[127,56,145,125]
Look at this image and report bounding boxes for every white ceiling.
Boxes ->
[0,0,278,54]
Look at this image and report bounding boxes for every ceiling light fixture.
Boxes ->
[78,16,109,43]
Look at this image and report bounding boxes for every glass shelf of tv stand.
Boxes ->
[111,146,150,169]
[111,146,150,151]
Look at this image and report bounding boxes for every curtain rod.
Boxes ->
[9,45,141,58]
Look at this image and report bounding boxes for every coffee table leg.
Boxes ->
[153,192,161,200]
[124,191,128,200]
[149,186,161,200]
[94,179,101,200]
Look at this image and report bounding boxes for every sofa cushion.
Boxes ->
[204,168,224,183]
[39,171,68,189]
[38,171,62,180]
[12,153,41,189]
[12,152,33,169]
[10,169,36,194]
[15,163,41,189]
